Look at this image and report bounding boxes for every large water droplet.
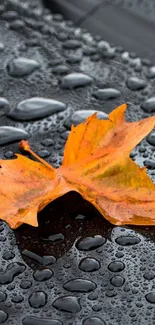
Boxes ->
[0,262,26,284]
[0,126,29,146]
[141,97,155,113]
[22,317,62,325]
[61,73,93,89]
[29,291,47,308]
[115,236,140,246]
[33,268,53,281]
[93,88,120,100]
[63,278,96,292]
[52,296,81,313]
[145,292,155,304]
[65,110,108,128]
[8,97,67,121]
[0,291,6,302]
[82,317,106,325]
[79,257,100,272]
[110,275,125,287]
[126,77,146,90]
[0,311,8,324]
[76,235,106,251]
[7,57,40,77]
[108,261,125,272]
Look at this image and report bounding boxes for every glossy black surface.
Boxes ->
[0,0,155,324]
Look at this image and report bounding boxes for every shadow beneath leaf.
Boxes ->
[15,191,113,269]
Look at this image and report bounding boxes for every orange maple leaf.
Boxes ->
[1,104,155,229]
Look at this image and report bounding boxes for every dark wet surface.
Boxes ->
[0,0,155,324]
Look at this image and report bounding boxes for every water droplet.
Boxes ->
[0,311,8,324]
[83,317,106,325]
[65,110,108,128]
[0,43,4,51]
[33,268,53,281]
[88,293,98,300]
[2,10,19,21]
[141,97,155,113]
[79,257,100,272]
[144,272,155,280]
[64,278,96,292]
[126,77,146,90]
[147,133,155,146]
[49,58,63,67]
[60,131,70,140]
[142,58,152,66]
[144,159,155,169]
[20,280,32,289]
[0,291,6,302]
[0,126,29,146]
[148,66,155,78]
[66,54,82,64]
[61,73,93,89]
[145,292,155,304]
[76,235,106,251]
[4,151,14,159]
[29,291,47,308]
[42,233,65,242]
[115,236,140,246]
[0,262,26,284]
[52,296,81,313]
[0,98,9,116]
[38,149,51,158]
[7,57,40,77]
[75,214,86,220]
[52,65,69,75]
[83,46,97,56]
[93,88,120,100]
[110,275,125,287]
[12,294,24,303]
[63,40,81,49]
[92,304,102,311]
[8,97,67,121]
[108,261,125,272]
[3,251,15,260]
[41,138,54,147]
[105,290,117,297]
[22,250,56,265]
[22,317,62,325]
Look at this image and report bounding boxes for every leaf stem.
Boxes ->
[19,140,55,171]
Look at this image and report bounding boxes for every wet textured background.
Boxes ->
[0,0,155,324]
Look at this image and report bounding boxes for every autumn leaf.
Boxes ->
[1,103,155,229]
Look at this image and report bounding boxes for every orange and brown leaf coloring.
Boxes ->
[1,103,155,229]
